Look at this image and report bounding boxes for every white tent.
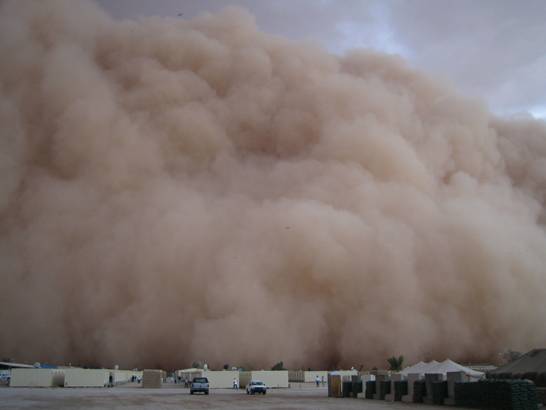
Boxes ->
[429,359,484,379]
[401,359,484,380]
[400,361,439,375]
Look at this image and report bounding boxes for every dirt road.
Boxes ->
[0,386,451,410]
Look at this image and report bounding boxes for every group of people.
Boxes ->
[174,376,191,387]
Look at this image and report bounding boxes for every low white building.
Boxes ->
[304,371,328,383]
[10,368,65,387]
[204,370,239,388]
[64,369,110,387]
[111,369,141,384]
[176,369,239,388]
[176,368,203,383]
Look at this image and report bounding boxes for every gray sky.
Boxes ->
[96,0,546,119]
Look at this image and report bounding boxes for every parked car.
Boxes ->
[246,380,267,395]
[190,377,209,395]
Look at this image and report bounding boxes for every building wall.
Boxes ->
[239,371,251,388]
[111,370,139,384]
[289,370,304,382]
[335,370,358,377]
[249,371,289,388]
[304,371,328,383]
[176,369,203,382]
[64,369,109,387]
[203,370,239,388]
[10,369,64,387]
[112,370,128,384]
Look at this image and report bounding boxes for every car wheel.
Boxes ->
[263,391,266,395]
[205,391,209,395]
[190,391,193,395]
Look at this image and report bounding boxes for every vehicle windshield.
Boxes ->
[252,381,264,385]
[193,377,208,383]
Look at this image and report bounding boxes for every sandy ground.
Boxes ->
[0,385,452,410]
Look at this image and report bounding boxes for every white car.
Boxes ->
[246,380,267,395]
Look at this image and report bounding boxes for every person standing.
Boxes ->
[315,375,320,387]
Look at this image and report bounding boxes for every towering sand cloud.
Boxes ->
[1,0,545,369]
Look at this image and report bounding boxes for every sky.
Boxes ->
[96,0,546,120]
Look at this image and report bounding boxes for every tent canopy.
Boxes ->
[400,360,438,375]
[489,349,546,375]
[401,359,484,379]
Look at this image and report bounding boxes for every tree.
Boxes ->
[387,355,404,371]
[271,361,285,371]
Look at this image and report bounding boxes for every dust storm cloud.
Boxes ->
[1,0,545,370]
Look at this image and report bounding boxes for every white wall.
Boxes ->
[111,369,139,384]
[304,371,328,383]
[203,370,239,388]
[64,369,110,387]
[288,370,304,382]
[239,371,251,388]
[10,369,65,387]
[176,369,202,382]
[112,370,128,384]
[330,370,358,377]
[249,371,289,388]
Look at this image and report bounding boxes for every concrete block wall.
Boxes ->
[402,373,422,403]
[385,373,405,401]
[423,373,444,404]
[373,373,389,399]
[445,371,469,405]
